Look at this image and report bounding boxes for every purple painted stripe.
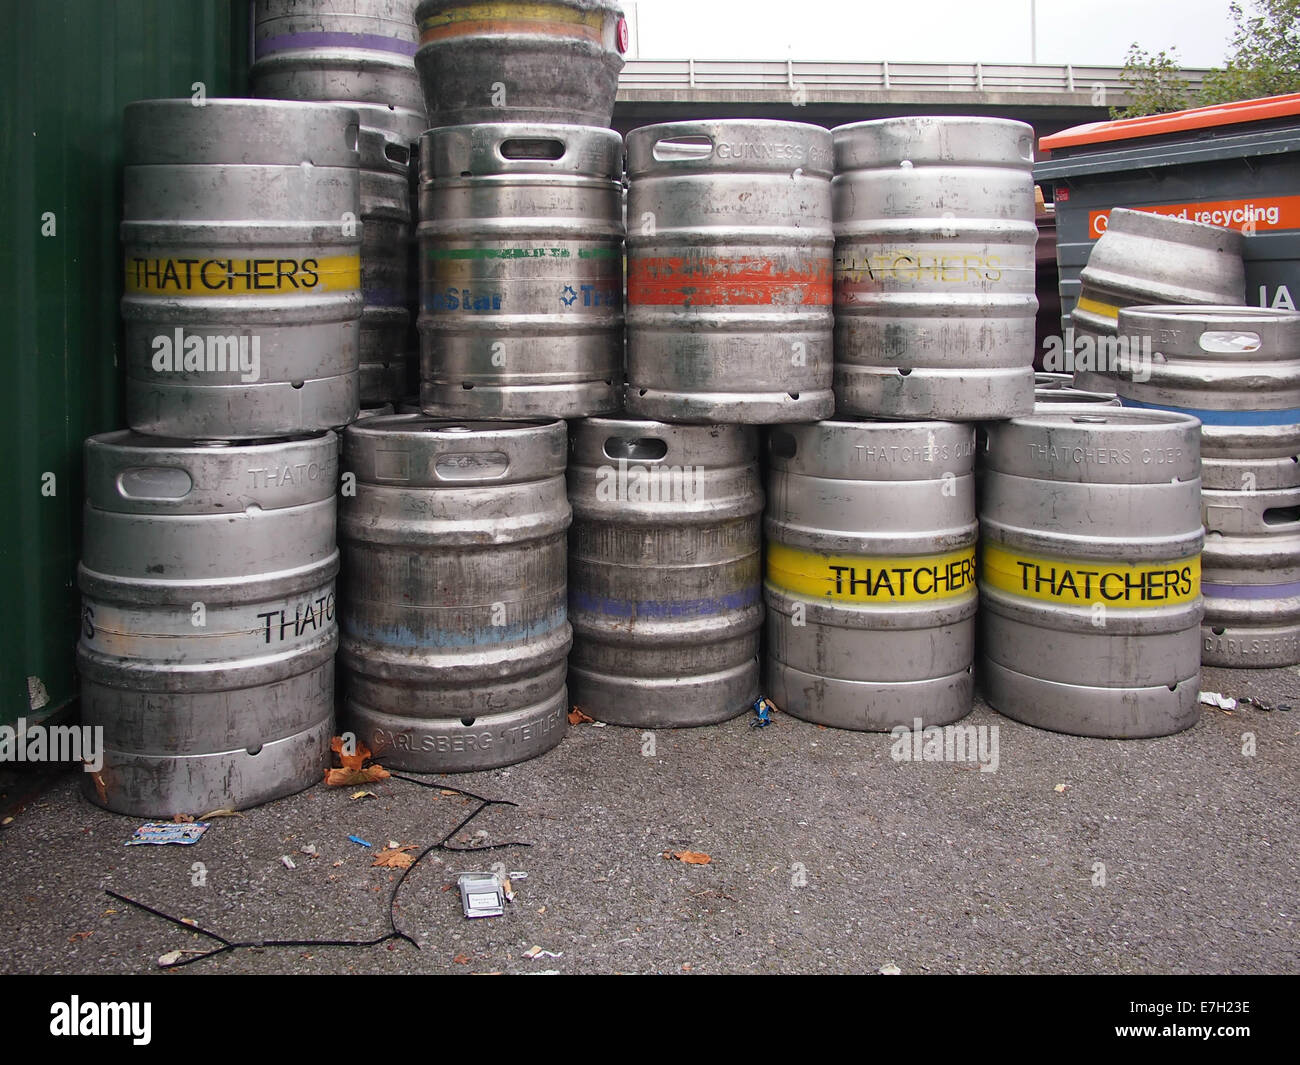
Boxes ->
[1202,580,1300,600]
[255,31,418,59]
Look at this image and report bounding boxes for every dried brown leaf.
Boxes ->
[568,707,596,725]
[663,850,712,865]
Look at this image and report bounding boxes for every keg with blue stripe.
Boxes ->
[567,419,763,726]
[1114,305,1300,665]
[338,415,571,770]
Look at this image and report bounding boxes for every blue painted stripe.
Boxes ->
[1119,397,1300,427]
[570,586,761,619]
[343,611,565,648]
[1203,580,1300,600]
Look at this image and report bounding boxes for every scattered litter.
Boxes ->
[180,917,198,927]
[879,962,902,975]
[157,949,207,968]
[373,848,416,869]
[332,859,344,868]
[300,844,319,858]
[171,813,195,823]
[0,816,13,827]
[751,697,777,729]
[197,808,244,819]
[568,707,596,725]
[509,871,528,880]
[458,872,505,918]
[1199,691,1237,710]
[591,720,607,727]
[350,790,378,801]
[502,877,515,902]
[324,736,391,787]
[348,835,373,848]
[1054,784,1070,794]
[280,855,297,870]
[1239,695,1295,713]
[523,945,562,960]
[663,850,712,865]
[125,822,209,847]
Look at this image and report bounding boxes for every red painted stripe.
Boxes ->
[629,256,832,307]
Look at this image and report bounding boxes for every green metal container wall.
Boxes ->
[0,1,249,728]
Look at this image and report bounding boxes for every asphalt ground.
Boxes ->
[0,662,1297,976]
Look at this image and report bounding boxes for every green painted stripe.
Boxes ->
[425,247,619,260]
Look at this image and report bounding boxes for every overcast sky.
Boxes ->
[625,0,1239,68]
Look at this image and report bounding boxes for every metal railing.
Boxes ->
[617,59,1211,97]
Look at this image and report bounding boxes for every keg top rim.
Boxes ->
[126,97,362,119]
[1007,408,1203,430]
[1118,304,1300,326]
[345,414,566,437]
[88,429,338,452]
[1103,206,1247,241]
[832,115,1035,136]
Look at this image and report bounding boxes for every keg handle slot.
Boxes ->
[385,142,410,167]
[1198,330,1261,353]
[499,138,566,161]
[1263,505,1300,527]
[603,437,668,461]
[344,123,359,153]
[650,135,714,163]
[116,467,193,501]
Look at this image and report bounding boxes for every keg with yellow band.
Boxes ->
[981,542,1200,606]
[766,542,976,603]
[124,254,361,296]
[419,2,609,44]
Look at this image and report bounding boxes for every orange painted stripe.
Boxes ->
[628,256,832,307]
[420,18,602,45]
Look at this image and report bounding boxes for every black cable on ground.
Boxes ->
[106,777,531,969]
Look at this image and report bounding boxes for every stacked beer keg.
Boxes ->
[250,0,425,405]
[79,98,363,815]
[332,0,631,771]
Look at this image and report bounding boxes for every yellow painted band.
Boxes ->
[1075,295,1120,320]
[766,542,976,603]
[420,2,606,30]
[124,255,361,296]
[981,542,1200,607]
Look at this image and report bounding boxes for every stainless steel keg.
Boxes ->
[414,0,627,128]
[338,415,571,771]
[359,125,413,405]
[77,431,339,816]
[122,99,363,438]
[418,124,624,418]
[979,409,1204,737]
[832,116,1038,420]
[567,419,762,726]
[625,120,835,424]
[766,420,978,730]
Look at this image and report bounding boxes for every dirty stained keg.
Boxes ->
[339,416,571,771]
[250,0,425,141]
[359,126,414,405]
[122,99,363,439]
[625,120,835,424]
[414,0,627,128]
[1072,209,1245,352]
[1034,372,1120,407]
[1200,484,1300,667]
[766,421,978,731]
[418,124,624,418]
[77,431,339,816]
[832,117,1038,420]
[979,409,1204,738]
[1112,306,1300,489]
[567,419,763,726]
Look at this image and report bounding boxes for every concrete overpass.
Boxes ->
[613,59,1212,143]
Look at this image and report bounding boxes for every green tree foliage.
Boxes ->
[1111,0,1300,118]
[1110,44,1193,119]
[1200,0,1300,103]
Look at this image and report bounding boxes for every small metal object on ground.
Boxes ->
[458,872,505,918]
